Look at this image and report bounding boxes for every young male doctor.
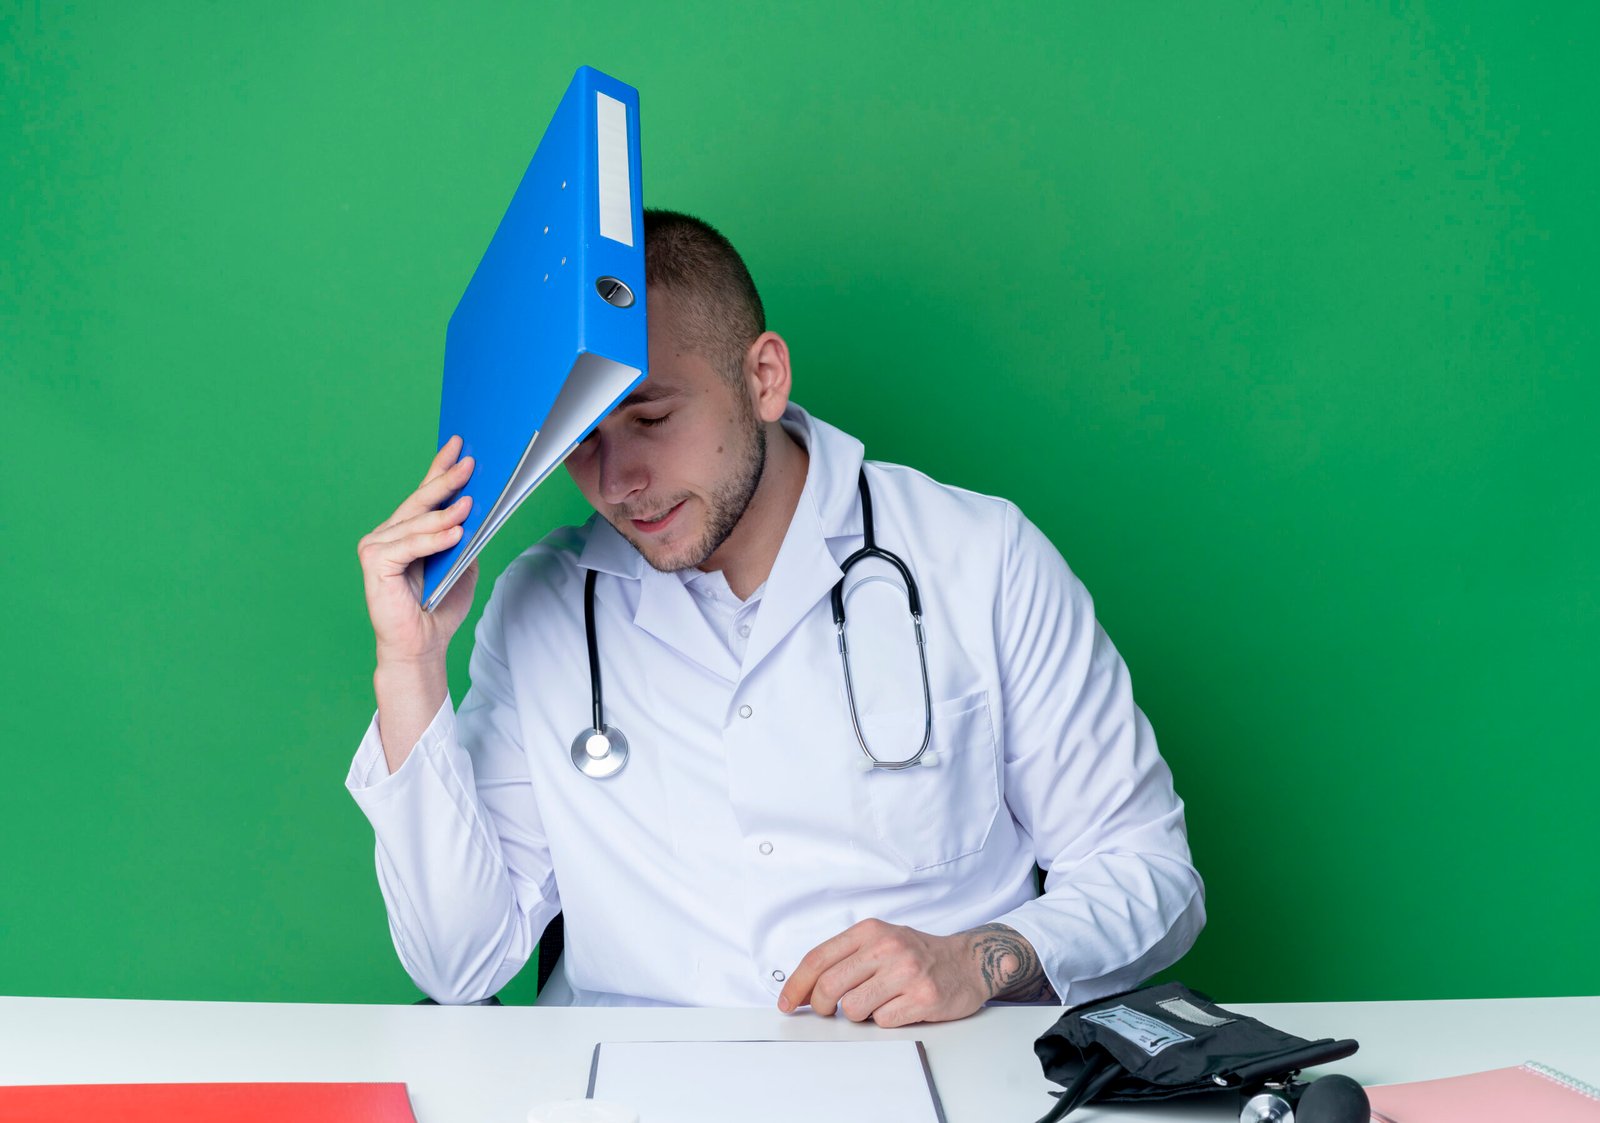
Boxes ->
[349,210,1205,1025]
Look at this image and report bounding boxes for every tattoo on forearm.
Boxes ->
[966,923,1059,1003]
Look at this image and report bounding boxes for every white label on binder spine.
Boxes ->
[1081,1006,1194,1056]
[596,92,633,246]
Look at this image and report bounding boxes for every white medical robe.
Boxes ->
[347,406,1205,1007]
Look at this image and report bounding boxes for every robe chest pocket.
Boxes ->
[855,690,1001,871]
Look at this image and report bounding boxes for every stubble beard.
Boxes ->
[630,417,768,575]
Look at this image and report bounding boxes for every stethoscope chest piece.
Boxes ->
[571,725,629,778]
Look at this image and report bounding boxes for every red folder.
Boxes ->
[0,1082,416,1122]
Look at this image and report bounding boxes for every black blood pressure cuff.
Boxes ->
[1031,981,1359,1121]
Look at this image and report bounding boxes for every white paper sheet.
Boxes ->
[587,1040,945,1123]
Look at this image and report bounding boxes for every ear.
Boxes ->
[743,331,793,423]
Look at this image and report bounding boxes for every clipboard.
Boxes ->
[585,1039,947,1123]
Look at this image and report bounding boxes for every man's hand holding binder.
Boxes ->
[354,65,645,779]
[356,436,479,775]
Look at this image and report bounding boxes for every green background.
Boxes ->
[3,2,1595,1007]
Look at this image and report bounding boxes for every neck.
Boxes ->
[700,422,809,599]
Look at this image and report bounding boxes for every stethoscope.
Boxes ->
[570,468,937,778]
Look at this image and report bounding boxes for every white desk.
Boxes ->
[2,995,1596,1121]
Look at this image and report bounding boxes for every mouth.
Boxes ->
[628,500,685,535]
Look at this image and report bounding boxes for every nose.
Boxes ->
[595,431,649,507]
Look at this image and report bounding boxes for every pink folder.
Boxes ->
[1366,1062,1600,1122]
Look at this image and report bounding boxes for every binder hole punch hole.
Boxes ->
[597,277,635,308]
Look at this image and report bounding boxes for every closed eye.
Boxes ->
[636,413,671,428]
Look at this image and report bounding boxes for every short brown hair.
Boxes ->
[644,209,765,382]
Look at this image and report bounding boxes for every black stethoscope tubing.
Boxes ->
[831,468,934,771]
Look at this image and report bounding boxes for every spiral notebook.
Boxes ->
[1366,1061,1600,1122]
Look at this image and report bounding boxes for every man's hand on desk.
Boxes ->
[776,919,1058,1027]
